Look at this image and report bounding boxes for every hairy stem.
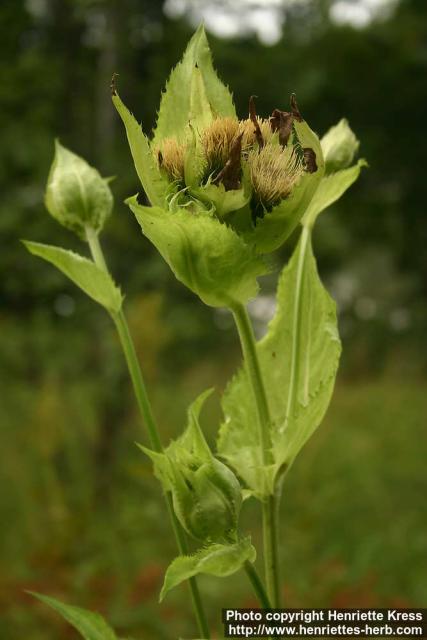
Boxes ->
[244,561,272,609]
[231,303,281,608]
[86,227,210,639]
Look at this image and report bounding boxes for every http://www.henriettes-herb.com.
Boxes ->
[24,25,365,640]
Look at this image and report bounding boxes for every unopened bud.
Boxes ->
[45,141,113,239]
[321,118,360,173]
[173,457,242,542]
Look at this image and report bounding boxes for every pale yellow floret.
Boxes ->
[248,143,304,207]
[239,117,273,151]
[201,117,240,174]
[155,137,186,182]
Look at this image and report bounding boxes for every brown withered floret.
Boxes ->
[270,109,294,147]
[239,117,272,151]
[249,96,265,149]
[213,133,244,191]
[303,147,317,173]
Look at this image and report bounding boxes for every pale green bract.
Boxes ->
[249,118,326,253]
[23,241,123,313]
[303,158,367,229]
[30,593,117,640]
[218,228,342,498]
[129,198,267,308]
[112,92,171,208]
[160,537,256,602]
[301,120,367,228]
[45,141,113,239]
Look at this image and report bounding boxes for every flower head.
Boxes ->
[113,25,364,308]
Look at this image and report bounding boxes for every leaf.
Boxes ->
[129,198,267,308]
[160,537,256,601]
[321,118,360,173]
[302,159,367,228]
[153,25,235,146]
[112,91,170,207]
[218,228,341,498]
[30,592,117,640]
[45,141,113,239]
[250,118,325,254]
[24,242,123,313]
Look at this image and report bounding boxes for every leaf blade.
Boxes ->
[219,230,341,497]
[23,241,123,313]
[30,592,117,640]
[153,25,235,146]
[160,538,256,601]
[302,158,367,228]
[112,91,170,207]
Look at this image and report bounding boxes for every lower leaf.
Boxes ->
[23,241,123,313]
[29,592,117,640]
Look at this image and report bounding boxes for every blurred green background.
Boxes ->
[1,0,426,638]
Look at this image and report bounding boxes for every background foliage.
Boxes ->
[1,1,426,638]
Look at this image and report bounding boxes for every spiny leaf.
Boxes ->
[160,537,256,601]
[138,389,214,490]
[153,25,235,146]
[218,229,341,498]
[112,91,170,207]
[23,242,123,313]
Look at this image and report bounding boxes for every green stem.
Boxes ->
[231,303,281,608]
[86,227,210,639]
[244,561,271,609]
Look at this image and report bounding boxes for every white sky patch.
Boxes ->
[164,0,397,42]
[330,0,397,28]
[164,0,286,46]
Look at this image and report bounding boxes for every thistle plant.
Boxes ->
[25,25,366,640]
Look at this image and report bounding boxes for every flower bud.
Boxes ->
[321,118,360,173]
[45,141,113,239]
[141,390,243,543]
[173,458,242,542]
